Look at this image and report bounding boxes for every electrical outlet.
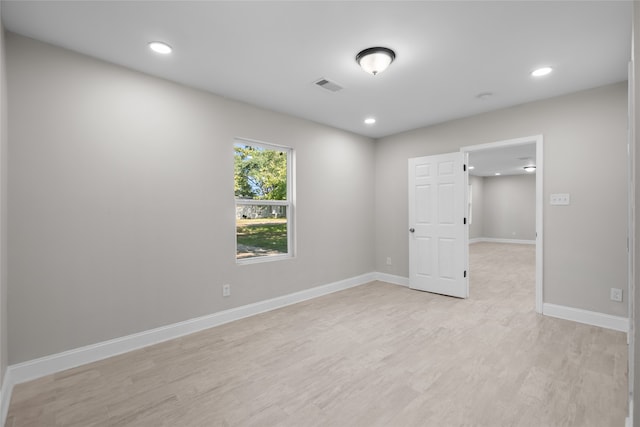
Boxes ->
[222,284,231,297]
[610,288,622,302]
[386,257,392,265]
[550,193,570,205]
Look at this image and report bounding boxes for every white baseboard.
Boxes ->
[470,237,535,245]
[6,272,375,389]
[543,303,629,333]
[626,398,633,427]
[1,369,11,425]
[374,272,409,287]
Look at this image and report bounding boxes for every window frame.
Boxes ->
[234,137,295,264]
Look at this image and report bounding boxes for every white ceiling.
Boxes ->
[468,143,536,177]
[0,1,633,139]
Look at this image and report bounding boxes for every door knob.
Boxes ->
[409,228,415,233]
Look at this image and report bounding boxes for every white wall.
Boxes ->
[482,174,535,241]
[469,174,535,241]
[633,3,640,425]
[6,34,376,364]
[0,6,8,387]
[469,175,484,239]
[375,83,628,317]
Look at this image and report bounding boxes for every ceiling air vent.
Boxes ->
[314,78,343,93]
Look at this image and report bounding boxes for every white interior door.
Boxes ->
[409,152,468,298]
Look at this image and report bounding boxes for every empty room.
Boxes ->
[0,1,638,426]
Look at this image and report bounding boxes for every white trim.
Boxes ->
[235,252,292,265]
[627,55,636,427]
[374,272,410,287]
[234,136,292,152]
[1,369,12,426]
[461,135,544,314]
[543,303,629,333]
[469,238,535,245]
[7,273,375,386]
[535,136,544,314]
[235,199,288,207]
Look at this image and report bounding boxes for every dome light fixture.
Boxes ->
[524,165,536,172]
[148,41,173,55]
[356,47,396,76]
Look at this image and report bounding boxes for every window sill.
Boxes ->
[236,254,294,265]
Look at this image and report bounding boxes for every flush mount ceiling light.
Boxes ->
[531,66,553,77]
[495,173,501,176]
[524,165,537,172]
[364,117,376,125]
[148,41,172,54]
[356,47,396,76]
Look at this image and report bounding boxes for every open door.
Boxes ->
[409,152,468,298]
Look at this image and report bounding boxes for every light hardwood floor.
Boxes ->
[6,243,628,426]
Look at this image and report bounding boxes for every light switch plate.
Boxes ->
[550,193,570,205]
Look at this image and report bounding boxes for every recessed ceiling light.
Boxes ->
[524,165,536,172]
[148,41,172,54]
[364,117,376,125]
[495,172,501,176]
[476,92,493,100]
[468,166,475,170]
[531,67,553,77]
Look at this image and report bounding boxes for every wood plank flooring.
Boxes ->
[6,243,628,426]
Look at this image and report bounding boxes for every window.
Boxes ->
[234,139,294,262]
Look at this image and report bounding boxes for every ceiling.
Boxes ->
[0,1,633,139]
[468,143,536,177]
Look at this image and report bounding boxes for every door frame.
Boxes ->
[460,135,544,313]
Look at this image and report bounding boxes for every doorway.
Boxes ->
[461,135,543,313]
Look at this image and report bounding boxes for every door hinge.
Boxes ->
[463,164,466,172]
[463,217,467,225]
[464,270,467,278]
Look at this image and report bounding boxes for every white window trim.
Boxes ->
[234,138,295,264]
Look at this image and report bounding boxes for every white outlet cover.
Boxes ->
[550,193,570,205]
[610,288,623,302]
